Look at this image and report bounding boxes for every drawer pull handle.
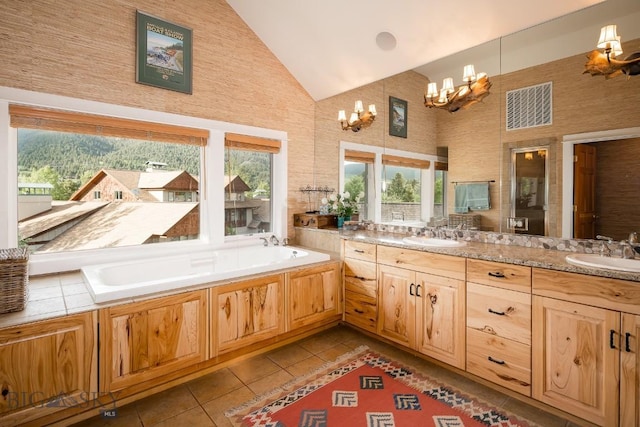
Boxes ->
[354,249,365,253]
[416,284,422,298]
[409,283,415,296]
[354,276,365,280]
[610,329,617,349]
[626,332,632,352]
[488,356,506,365]
[354,309,364,314]
[488,308,506,316]
[488,271,506,279]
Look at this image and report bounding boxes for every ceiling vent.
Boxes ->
[506,82,552,131]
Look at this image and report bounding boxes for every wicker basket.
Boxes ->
[0,248,29,314]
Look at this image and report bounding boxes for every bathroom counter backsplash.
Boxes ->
[340,229,640,283]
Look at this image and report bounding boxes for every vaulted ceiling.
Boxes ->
[226,0,610,100]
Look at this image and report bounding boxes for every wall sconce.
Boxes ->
[338,101,377,132]
[423,64,492,113]
[584,24,640,79]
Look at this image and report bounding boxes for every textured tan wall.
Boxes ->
[0,0,315,237]
[313,70,437,193]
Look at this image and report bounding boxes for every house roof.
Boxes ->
[224,175,251,193]
[138,170,198,190]
[36,202,198,252]
[19,201,109,239]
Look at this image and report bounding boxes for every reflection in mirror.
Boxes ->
[510,148,548,236]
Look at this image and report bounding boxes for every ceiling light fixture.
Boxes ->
[584,24,640,79]
[423,64,491,113]
[338,101,377,132]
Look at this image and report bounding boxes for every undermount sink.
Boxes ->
[402,236,466,248]
[565,253,640,273]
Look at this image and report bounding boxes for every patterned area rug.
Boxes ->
[226,346,538,427]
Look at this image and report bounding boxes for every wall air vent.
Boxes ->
[506,82,552,131]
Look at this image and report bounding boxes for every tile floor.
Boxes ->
[72,324,592,427]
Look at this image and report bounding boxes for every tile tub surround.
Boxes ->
[340,229,640,282]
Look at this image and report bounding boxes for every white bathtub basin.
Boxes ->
[402,236,466,248]
[565,253,640,272]
[82,245,330,303]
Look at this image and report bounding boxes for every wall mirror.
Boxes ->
[417,0,640,239]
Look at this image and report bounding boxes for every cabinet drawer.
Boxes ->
[467,259,531,293]
[344,258,377,298]
[467,328,531,396]
[377,245,465,280]
[344,240,377,262]
[467,282,531,345]
[344,290,377,332]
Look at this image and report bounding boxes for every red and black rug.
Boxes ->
[226,346,538,427]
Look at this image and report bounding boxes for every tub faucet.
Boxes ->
[259,237,269,246]
[270,235,280,246]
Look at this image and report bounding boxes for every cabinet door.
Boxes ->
[0,312,97,426]
[621,313,640,427]
[377,264,415,348]
[100,290,207,392]
[287,262,341,330]
[415,273,465,369]
[532,296,619,427]
[213,274,284,355]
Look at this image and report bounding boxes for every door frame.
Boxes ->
[561,127,640,239]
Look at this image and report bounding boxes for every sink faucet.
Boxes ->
[269,235,280,246]
[621,240,636,259]
[259,237,269,246]
[596,235,613,257]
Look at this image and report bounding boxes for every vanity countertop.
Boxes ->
[339,229,640,283]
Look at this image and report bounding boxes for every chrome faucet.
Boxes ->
[259,237,269,246]
[621,240,636,259]
[281,237,290,246]
[596,235,613,257]
[269,235,280,246]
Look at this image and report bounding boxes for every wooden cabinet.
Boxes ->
[211,274,284,356]
[343,240,378,332]
[287,261,341,331]
[0,312,97,426]
[377,246,466,369]
[466,259,532,395]
[532,295,619,427]
[621,313,640,427]
[532,268,640,427]
[99,290,207,392]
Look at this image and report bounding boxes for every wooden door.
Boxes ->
[0,312,97,426]
[287,262,341,331]
[532,296,619,427]
[574,144,597,239]
[415,272,465,369]
[621,313,640,427]
[377,264,415,348]
[100,290,207,392]
[213,274,284,355]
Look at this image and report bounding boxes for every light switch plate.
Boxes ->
[507,217,529,231]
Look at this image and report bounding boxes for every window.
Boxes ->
[13,105,204,254]
[224,133,279,237]
[381,154,429,223]
[433,162,448,218]
[340,143,434,226]
[344,150,374,220]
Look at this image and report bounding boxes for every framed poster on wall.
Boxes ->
[136,11,193,94]
[389,96,407,138]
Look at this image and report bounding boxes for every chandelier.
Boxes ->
[584,24,640,79]
[338,101,377,132]
[423,64,491,113]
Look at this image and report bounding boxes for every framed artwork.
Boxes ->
[136,11,193,94]
[389,96,407,138]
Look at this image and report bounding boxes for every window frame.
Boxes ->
[339,141,437,226]
[0,87,288,275]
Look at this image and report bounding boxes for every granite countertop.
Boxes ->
[339,229,640,283]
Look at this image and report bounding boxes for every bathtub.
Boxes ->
[81,245,330,303]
